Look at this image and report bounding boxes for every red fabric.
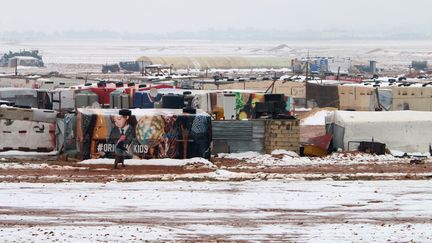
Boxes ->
[307,134,333,151]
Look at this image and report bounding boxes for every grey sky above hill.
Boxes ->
[0,0,431,39]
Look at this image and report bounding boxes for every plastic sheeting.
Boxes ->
[306,82,339,108]
[376,89,393,111]
[0,106,58,123]
[0,106,57,152]
[0,119,56,151]
[56,113,77,154]
[326,110,432,153]
[51,89,76,111]
[0,88,37,107]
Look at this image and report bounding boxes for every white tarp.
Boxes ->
[0,88,37,107]
[0,119,56,151]
[0,87,37,98]
[51,89,76,110]
[326,110,432,153]
[0,106,58,123]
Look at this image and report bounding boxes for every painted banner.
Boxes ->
[77,108,212,160]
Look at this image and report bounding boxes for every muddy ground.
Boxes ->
[1,154,431,183]
[1,154,432,241]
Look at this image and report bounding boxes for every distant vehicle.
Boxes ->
[119,61,140,72]
[102,64,120,73]
[0,50,44,67]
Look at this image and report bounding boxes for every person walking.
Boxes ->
[114,134,127,169]
[112,109,135,169]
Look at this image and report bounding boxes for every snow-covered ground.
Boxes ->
[218,150,408,166]
[0,180,431,242]
[0,162,86,170]
[1,39,431,68]
[0,150,58,157]
[78,157,216,168]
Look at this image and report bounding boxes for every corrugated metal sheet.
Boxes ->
[212,120,264,153]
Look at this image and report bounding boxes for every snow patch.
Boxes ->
[0,150,58,156]
[205,169,253,180]
[0,163,85,170]
[222,151,407,166]
[78,157,216,168]
[218,151,262,160]
[301,110,334,125]
[271,149,299,157]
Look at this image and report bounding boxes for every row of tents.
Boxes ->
[306,81,432,111]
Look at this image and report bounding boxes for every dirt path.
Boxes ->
[1,156,431,182]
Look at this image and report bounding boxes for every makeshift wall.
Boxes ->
[0,88,37,107]
[0,77,41,88]
[338,85,375,111]
[0,119,56,151]
[76,108,212,160]
[337,85,432,112]
[391,86,432,111]
[0,106,57,152]
[338,85,355,110]
[212,120,265,153]
[264,119,300,154]
[51,89,76,111]
[0,106,57,123]
[203,81,306,99]
[326,110,432,153]
[56,113,77,155]
[306,82,339,108]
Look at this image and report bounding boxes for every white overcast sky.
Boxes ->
[0,0,431,33]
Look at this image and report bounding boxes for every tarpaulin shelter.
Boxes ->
[306,82,339,108]
[326,110,432,153]
[0,88,37,107]
[391,86,432,111]
[0,106,57,152]
[56,113,77,155]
